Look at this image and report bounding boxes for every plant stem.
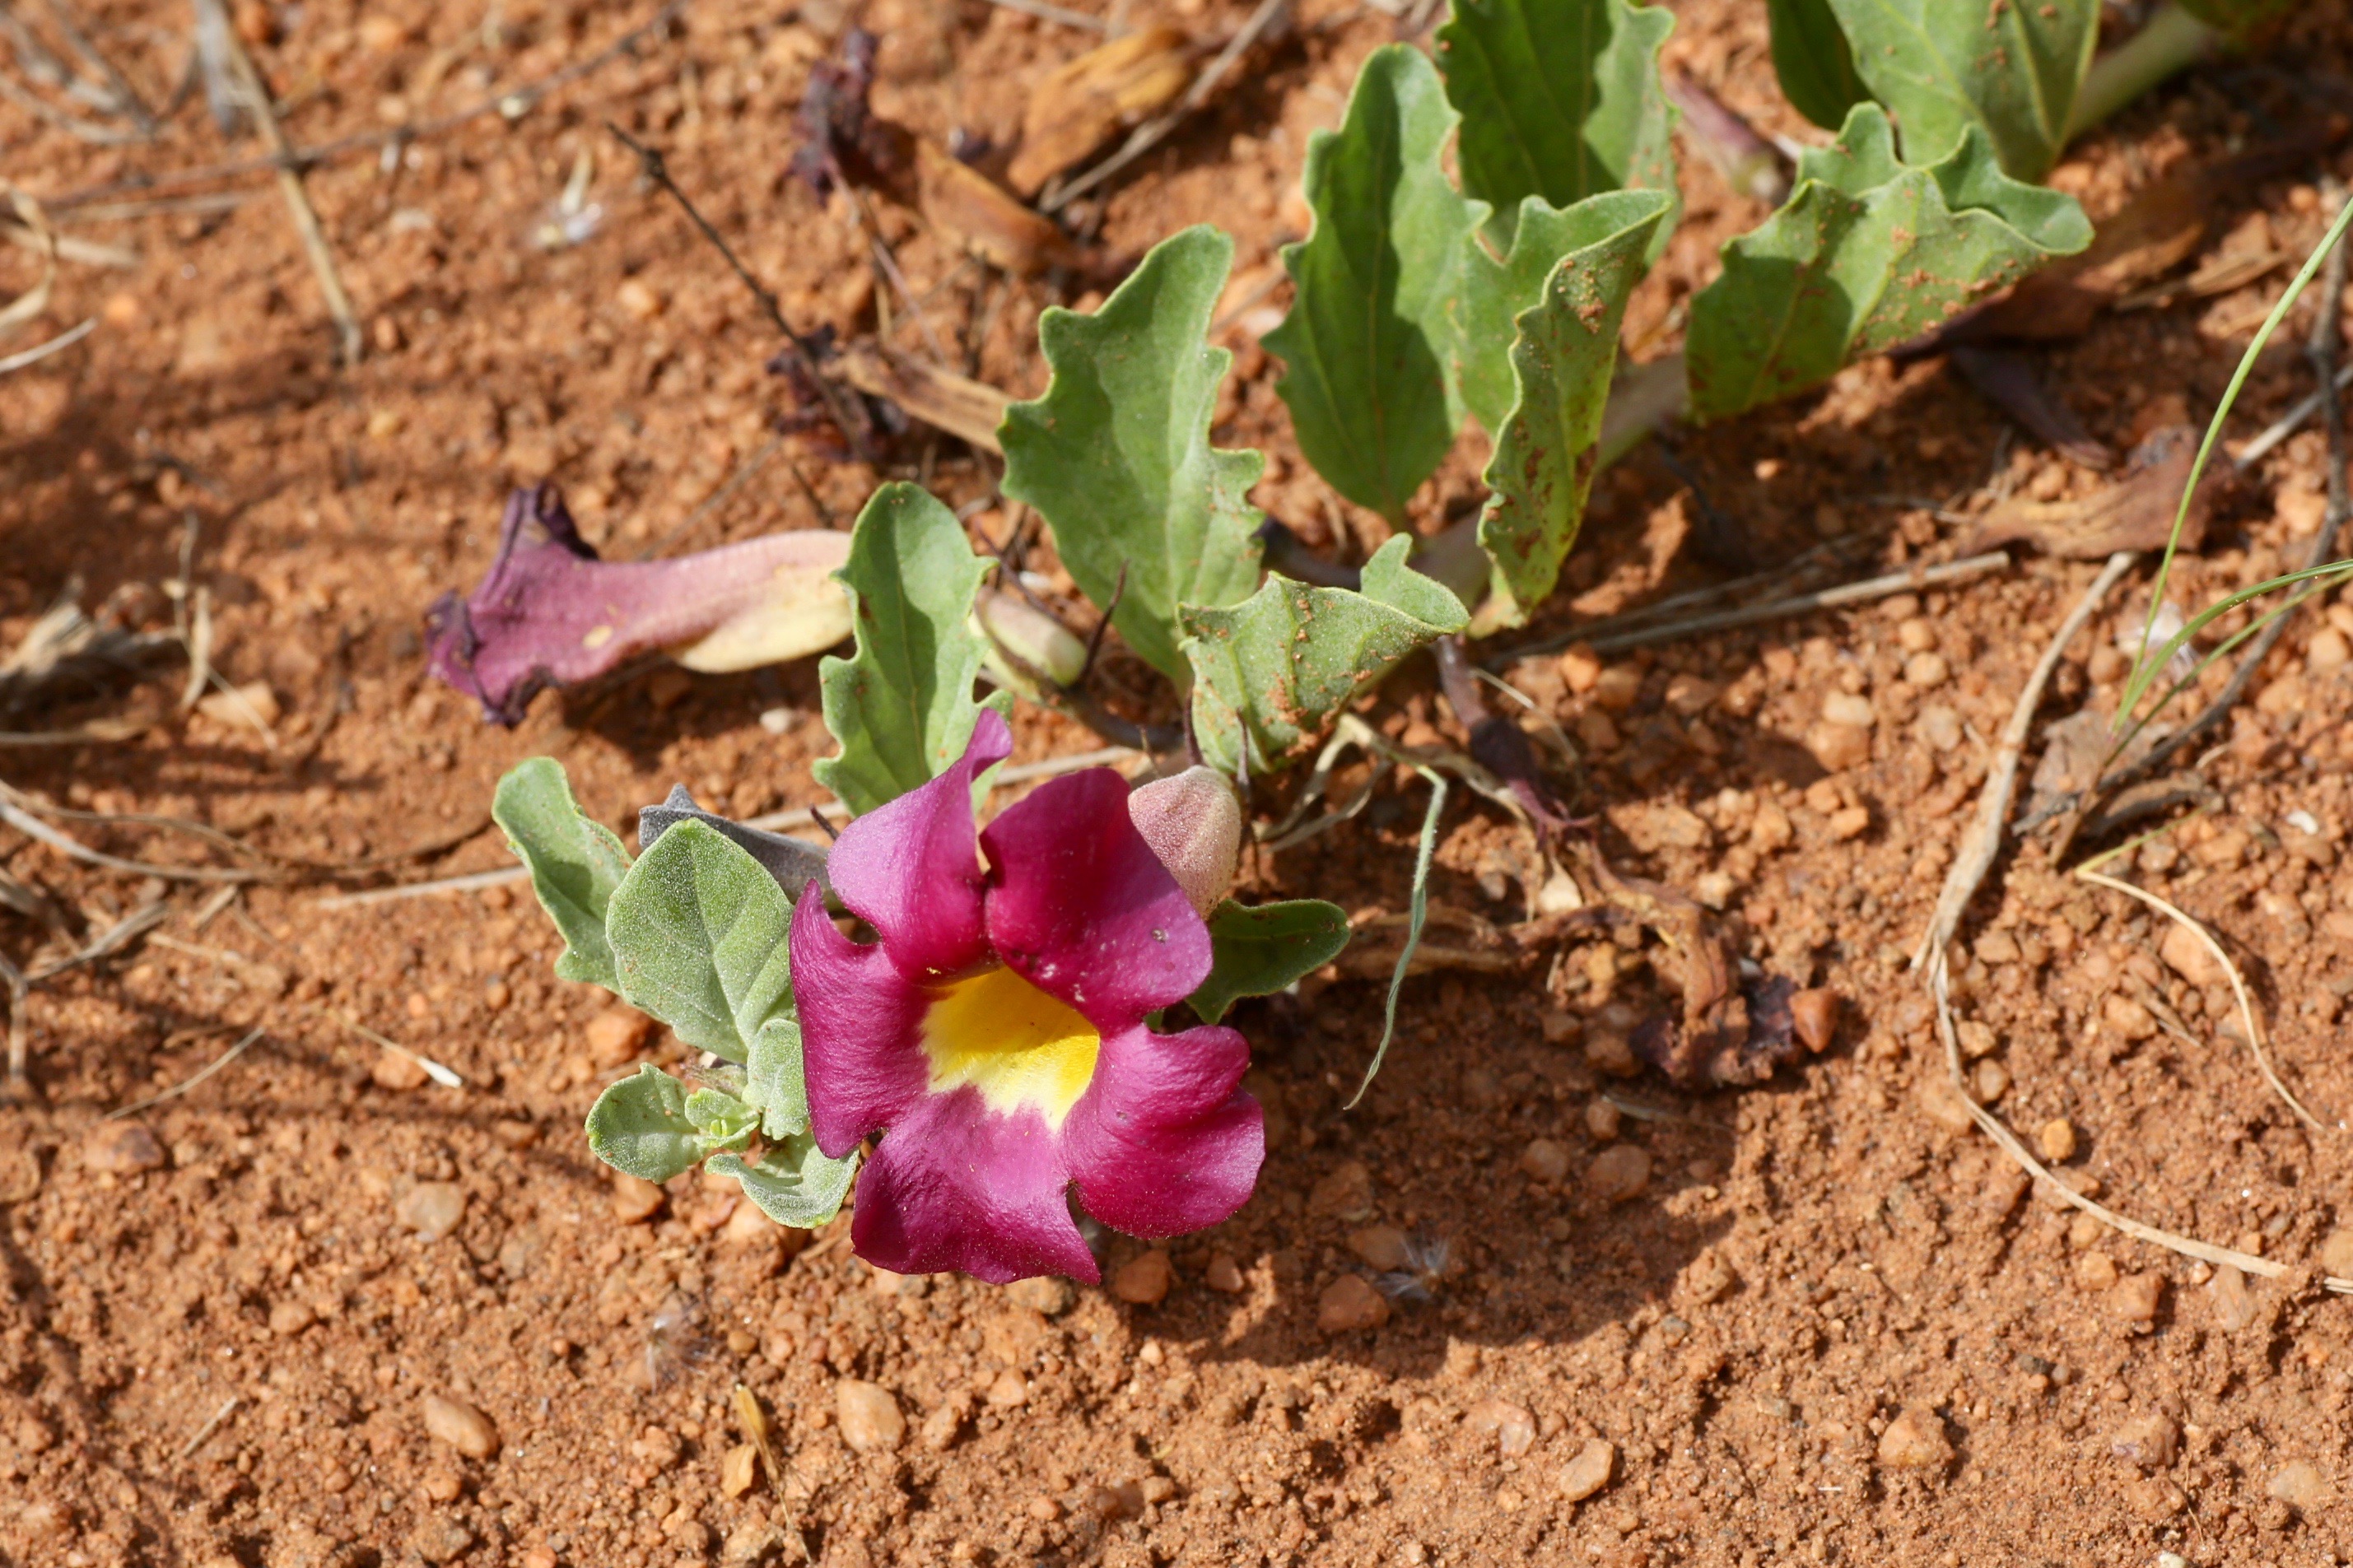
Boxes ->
[2067,2,2220,142]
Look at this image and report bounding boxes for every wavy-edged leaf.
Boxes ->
[604,819,795,1067]
[1190,899,1351,1024]
[1767,0,1867,131]
[813,482,996,816]
[1825,0,2099,179]
[1265,45,1480,525]
[999,225,1265,682]
[1435,0,1678,249]
[706,1135,860,1229]
[493,756,631,990]
[585,1064,750,1184]
[743,1015,810,1141]
[1181,536,1470,775]
[1686,105,2090,423]
[1475,190,1672,618]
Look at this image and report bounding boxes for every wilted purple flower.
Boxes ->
[425,486,850,724]
[789,709,1263,1283]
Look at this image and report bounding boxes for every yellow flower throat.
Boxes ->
[920,965,1101,1127]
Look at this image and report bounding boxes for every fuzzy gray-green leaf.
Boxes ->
[999,225,1265,682]
[1181,536,1469,775]
[707,1137,860,1229]
[1768,0,1868,131]
[1475,190,1670,618]
[1825,0,2099,179]
[492,757,631,990]
[1434,0,1678,249]
[743,1015,810,1141]
[1190,899,1351,1024]
[604,819,794,1066]
[1265,45,1480,524]
[813,482,995,817]
[586,1064,721,1184]
[1686,105,2089,423]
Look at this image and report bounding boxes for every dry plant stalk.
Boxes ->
[1912,553,2352,1295]
[836,341,1009,453]
[216,21,361,365]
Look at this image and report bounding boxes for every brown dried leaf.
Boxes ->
[916,140,1083,277]
[1962,426,2226,559]
[1008,27,1199,197]
[836,341,1009,454]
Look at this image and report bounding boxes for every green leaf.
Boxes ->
[1435,0,1679,249]
[813,482,997,817]
[604,819,795,1067]
[1265,45,1481,525]
[1686,104,2090,423]
[999,226,1267,682]
[1824,0,2099,179]
[1181,536,1469,775]
[492,757,631,990]
[743,1015,810,1142]
[1190,899,1351,1024]
[707,1136,860,1230]
[1768,0,1868,131]
[587,1065,734,1184]
[1473,190,1672,618]
[1347,767,1447,1107]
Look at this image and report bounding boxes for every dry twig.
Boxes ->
[217,19,361,365]
[108,1024,264,1119]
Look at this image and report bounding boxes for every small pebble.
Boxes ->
[408,1518,476,1566]
[1591,666,1642,712]
[2075,1253,2119,1291]
[985,1370,1030,1409]
[1680,1250,1739,1305]
[1789,988,1838,1052]
[1556,644,1602,693]
[1556,1438,1616,1502]
[1466,1398,1535,1457]
[1204,1253,1246,1293]
[1903,651,1950,687]
[1587,1144,1651,1203]
[836,1380,906,1453]
[2037,1119,2077,1163]
[422,1394,499,1459]
[585,1007,655,1068]
[1806,719,1872,772]
[1584,1097,1621,1140]
[1875,1405,1951,1471]
[2110,1272,2164,1325]
[421,1468,464,1503]
[1307,1160,1375,1220]
[1828,805,1871,840]
[1111,1249,1173,1305]
[83,1120,166,1175]
[1583,1026,1639,1077]
[1972,1059,2011,1105]
[396,1181,467,1242]
[921,1401,965,1451]
[1518,1138,1571,1184]
[615,277,666,320]
[2108,1412,2180,1470]
[2321,1228,2353,1277]
[2101,993,2158,1041]
[1007,1275,1076,1315]
[268,1300,316,1337]
[611,1172,666,1224]
[1316,1274,1391,1333]
[2308,627,2351,672]
[2157,924,2225,989]
[1895,617,1936,653]
[1822,691,1875,728]
[370,1048,430,1091]
[2268,1459,2330,1510]
[1915,704,1964,752]
[1348,1226,1412,1271]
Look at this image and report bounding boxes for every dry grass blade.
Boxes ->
[0,589,175,709]
[983,0,1110,30]
[175,1397,240,1463]
[836,342,1009,452]
[0,215,134,267]
[25,896,167,982]
[0,797,263,884]
[217,20,361,365]
[0,188,58,339]
[328,1012,464,1088]
[107,1024,264,1119]
[2075,868,2325,1133]
[0,314,91,372]
[1914,551,2137,970]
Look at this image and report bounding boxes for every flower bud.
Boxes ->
[1127,766,1242,919]
[976,590,1089,687]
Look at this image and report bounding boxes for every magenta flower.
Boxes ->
[789,710,1263,1283]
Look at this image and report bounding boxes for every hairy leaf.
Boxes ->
[585,1064,750,1184]
[1181,536,1470,775]
[707,1135,860,1229]
[604,819,795,1067]
[814,482,997,817]
[1435,0,1678,247]
[426,485,850,725]
[639,784,831,903]
[744,1015,811,1141]
[1474,190,1672,618]
[1190,899,1351,1024]
[1265,45,1479,524]
[999,225,1265,682]
[1825,0,2099,179]
[493,756,631,990]
[1686,105,2090,423]
[1767,0,1867,131]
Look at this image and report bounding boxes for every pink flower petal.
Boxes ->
[824,708,1011,981]
[980,770,1211,1031]
[789,886,932,1158]
[852,1088,1098,1283]
[1063,1022,1261,1238]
